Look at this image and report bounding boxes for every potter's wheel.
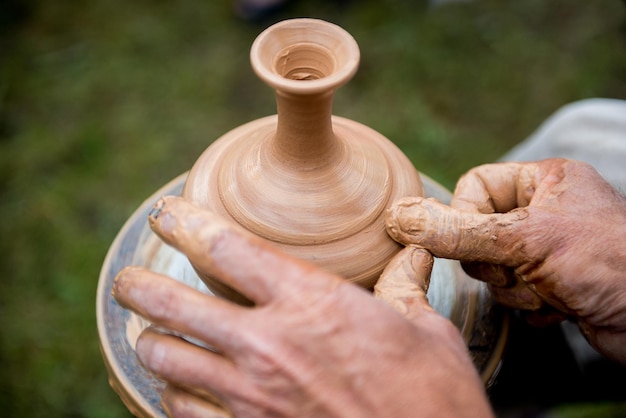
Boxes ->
[97,172,509,418]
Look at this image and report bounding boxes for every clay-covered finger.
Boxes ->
[162,385,232,418]
[136,328,241,407]
[113,266,247,352]
[488,281,543,311]
[451,162,539,213]
[373,246,434,321]
[148,196,340,305]
[385,197,531,266]
[460,261,517,288]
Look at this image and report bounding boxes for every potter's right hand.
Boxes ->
[113,196,492,418]
[386,158,626,364]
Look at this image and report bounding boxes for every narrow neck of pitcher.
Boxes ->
[271,89,339,166]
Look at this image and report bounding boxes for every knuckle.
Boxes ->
[150,284,181,323]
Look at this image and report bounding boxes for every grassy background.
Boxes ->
[1,0,626,416]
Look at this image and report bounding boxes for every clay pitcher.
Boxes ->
[182,18,424,304]
[97,18,508,417]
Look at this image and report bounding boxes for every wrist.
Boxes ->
[578,320,626,365]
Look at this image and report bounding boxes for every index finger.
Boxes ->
[149,196,343,305]
[385,196,531,266]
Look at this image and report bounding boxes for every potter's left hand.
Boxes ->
[385,159,626,364]
[113,196,492,418]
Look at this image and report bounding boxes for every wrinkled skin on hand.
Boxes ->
[113,196,493,418]
[386,158,626,364]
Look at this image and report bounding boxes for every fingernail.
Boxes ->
[111,266,138,304]
[149,198,166,221]
[135,331,163,372]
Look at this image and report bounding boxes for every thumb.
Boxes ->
[374,246,434,321]
[385,197,530,266]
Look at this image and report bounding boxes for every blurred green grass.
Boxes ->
[1,0,625,416]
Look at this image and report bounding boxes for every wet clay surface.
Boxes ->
[182,19,424,300]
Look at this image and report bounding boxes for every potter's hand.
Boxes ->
[373,246,435,321]
[386,158,626,364]
[113,196,492,418]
